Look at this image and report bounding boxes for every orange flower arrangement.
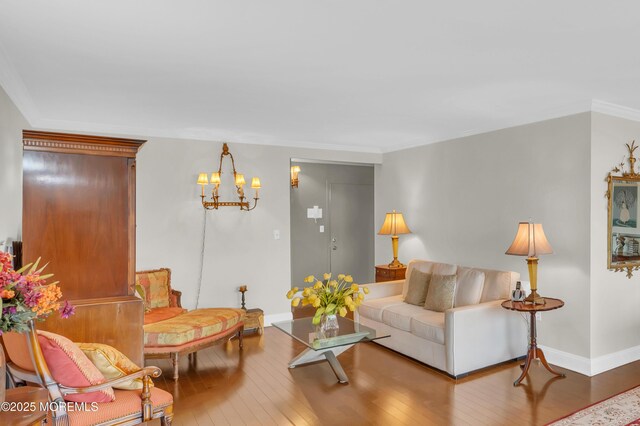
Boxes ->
[0,251,74,333]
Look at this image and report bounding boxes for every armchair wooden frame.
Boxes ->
[5,321,174,425]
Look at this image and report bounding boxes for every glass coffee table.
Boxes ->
[272,316,389,384]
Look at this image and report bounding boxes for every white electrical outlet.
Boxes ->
[273,230,280,240]
[536,312,542,321]
[319,225,325,233]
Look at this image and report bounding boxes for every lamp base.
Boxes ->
[524,290,545,305]
[387,259,405,268]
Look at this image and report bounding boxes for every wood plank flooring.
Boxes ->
[149,327,640,425]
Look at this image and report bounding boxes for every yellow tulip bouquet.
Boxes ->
[286,273,369,325]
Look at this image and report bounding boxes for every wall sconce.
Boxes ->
[197,143,261,211]
[291,165,301,188]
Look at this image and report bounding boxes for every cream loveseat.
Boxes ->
[356,259,527,378]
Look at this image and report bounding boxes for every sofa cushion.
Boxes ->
[143,307,187,325]
[404,260,457,298]
[136,268,172,309]
[424,274,456,312]
[381,303,427,332]
[61,388,173,426]
[454,268,485,307]
[404,270,431,306]
[359,295,404,322]
[480,270,514,302]
[410,310,445,344]
[144,308,245,347]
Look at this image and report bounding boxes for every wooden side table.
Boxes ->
[243,308,264,335]
[0,386,49,426]
[375,265,406,282]
[501,298,566,386]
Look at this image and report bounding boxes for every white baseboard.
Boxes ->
[264,312,292,327]
[591,345,640,376]
[540,344,640,377]
[538,345,592,376]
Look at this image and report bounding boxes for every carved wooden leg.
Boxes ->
[171,353,179,380]
[161,414,174,425]
[536,348,566,377]
[141,376,152,421]
[238,327,244,349]
[514,347,535,386]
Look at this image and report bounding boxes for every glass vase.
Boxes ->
[320,314,339,338]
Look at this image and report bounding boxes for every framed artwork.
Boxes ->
[608,141,640,278]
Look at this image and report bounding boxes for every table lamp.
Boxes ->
[505,222,553,305]
[378,210,412,268]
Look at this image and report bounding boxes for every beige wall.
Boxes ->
[136,138,380,321]
[0,85,28,244]
[375,113,592,357]
[591,112,640,357]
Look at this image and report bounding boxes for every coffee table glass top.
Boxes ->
[273,316,388,350]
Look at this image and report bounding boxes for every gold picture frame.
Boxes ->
[607,141,640,278]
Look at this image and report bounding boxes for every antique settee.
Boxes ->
[136,268,245,379]
[356,259,527,378]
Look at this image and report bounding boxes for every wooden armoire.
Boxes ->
[22,131,146,366]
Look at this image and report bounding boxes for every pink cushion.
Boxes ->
[37,331,115,403]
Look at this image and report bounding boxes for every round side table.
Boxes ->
[501,298,566,386]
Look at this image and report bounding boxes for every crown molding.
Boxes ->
[591,99,640,123]
[383,100,594,153]
[23,130,145,158]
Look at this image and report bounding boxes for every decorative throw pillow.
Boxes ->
[77,343,150,390]
[37,331,116,403]
[424,274,457,312]
[135,269,171,309]
[134,283,152,313]
[404,270,432,306]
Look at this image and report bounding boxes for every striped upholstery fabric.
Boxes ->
[144,308,245,347]
[48,388,173,426]
[135,269,172,309]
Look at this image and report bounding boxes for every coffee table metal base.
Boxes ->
[288,344,353,384]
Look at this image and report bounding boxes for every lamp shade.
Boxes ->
[378,210,411,235]
[197,173,209,185]
[235,173,246,186]
[505,222,553,257]
[251,177,261,189]
[210,172,221,184]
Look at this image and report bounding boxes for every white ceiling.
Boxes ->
[1,1,639,153]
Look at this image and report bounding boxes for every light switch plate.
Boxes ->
[319,225,325,233]
[273,230,280,240]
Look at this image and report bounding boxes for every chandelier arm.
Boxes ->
[245,198,259,211]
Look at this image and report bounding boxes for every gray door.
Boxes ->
[329,183,374,284]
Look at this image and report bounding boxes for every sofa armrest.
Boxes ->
[170,290,182,308]
[363,280,404,300]
[445,300,527,376]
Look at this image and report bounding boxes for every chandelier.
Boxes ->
[197,143,261,211]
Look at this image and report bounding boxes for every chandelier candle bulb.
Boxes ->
[197,173,209,196]
[210,172,221,185]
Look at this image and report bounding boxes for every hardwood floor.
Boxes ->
[149,327,640,425]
